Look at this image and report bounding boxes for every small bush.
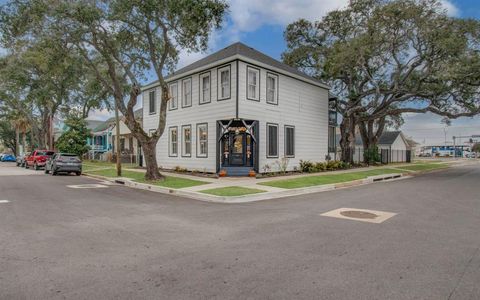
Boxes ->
[174,166,188,172]
[299,160,351,173]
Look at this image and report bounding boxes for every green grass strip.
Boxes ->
[200,186,266,197]
[259,168,404,189]
[396,163,449,171]
[86,168,208,189]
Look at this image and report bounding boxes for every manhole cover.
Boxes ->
[340,210,378,219]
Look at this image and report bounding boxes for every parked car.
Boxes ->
[45,153,82,176]
[0,153,8,160]
[25,150,55,170]
[0,154,16,162]
[16,152,30,167]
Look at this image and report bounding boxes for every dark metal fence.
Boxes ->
[337,147,411,164]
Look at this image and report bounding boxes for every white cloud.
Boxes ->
[439,0,460,17]
[228,0,348,32]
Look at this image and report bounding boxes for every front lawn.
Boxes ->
[200,186,266,197]
[259,168,404,189]
[396,163,449,172]
[86,168,208,189]
[82,161,137,172]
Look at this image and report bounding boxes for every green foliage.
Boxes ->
[299,159,351,173]
[0,119,16,153]
[472,143,480,153]
[55,113,90,157]
[364,146,381,164]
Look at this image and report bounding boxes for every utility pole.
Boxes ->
[114,101,122,177]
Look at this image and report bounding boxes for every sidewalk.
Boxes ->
[82,160,473,203]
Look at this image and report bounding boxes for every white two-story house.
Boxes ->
[142,42,334,176]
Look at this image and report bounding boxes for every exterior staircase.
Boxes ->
[221,167,254,177]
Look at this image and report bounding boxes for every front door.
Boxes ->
[230,133,245,165]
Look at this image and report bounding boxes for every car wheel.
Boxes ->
[25,163,29,169]
[51,169,57,176]
[76,172,81,176]
[45,168,49,174]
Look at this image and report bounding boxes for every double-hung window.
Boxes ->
[169,127,178,156]
[197,123,208,157]
[247,66,260,100]
[266,123,279,158]
[266,73,278,104]
[200,72,210,104]
[148,90,156,114]
[169,83,178,110]
[284,125,295,157]
[182,125,192,157]
[182,78,192,107]
[218,66,230,100]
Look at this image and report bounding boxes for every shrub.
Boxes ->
[174,166,187,172]
[364,146,380,164]
[275,157,290,174]
[299,160,314,172]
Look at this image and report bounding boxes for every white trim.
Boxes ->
[141,54,330,91]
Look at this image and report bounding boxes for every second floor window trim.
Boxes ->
[247,66,260,101]
[169,83,178,110]
[148,89,156,114]
[266,72,279,105]
[182,78,192,108]
[217,65,231,101]
[199,71,211,104]
[266,123,279,158]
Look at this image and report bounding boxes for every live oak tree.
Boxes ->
[2,0,228,180]
[282,0,480,163]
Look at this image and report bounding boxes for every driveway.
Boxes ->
[0,162,479,299]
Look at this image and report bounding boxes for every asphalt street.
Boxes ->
[0,161,479,300]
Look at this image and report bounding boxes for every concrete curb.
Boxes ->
[82,172,409,204]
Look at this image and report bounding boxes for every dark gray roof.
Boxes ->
[145,42,327,87]
[336,131,403,147]
[378,131,402,145]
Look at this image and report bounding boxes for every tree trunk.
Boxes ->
[22,131,27,154]
[359,118,386,164]
[339,114,356,164]
[114,100,122,177]
[142,140,164,181]
[15,127,20,156]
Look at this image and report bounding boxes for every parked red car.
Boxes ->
[25,150,55,170]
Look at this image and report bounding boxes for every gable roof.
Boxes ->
[92,109,143,133]
[85,120,104,131]
[336,131,404,147]
[144,42,328,89]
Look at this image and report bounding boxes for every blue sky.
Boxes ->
[2,0,475,146]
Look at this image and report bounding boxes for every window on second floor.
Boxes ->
[266,73,278,104]
[218,66,230,100]
[169,83,178,110]
[200,72,211,104]
[247,66,260,101]
[182,78,192,107]
[148,90,156,114]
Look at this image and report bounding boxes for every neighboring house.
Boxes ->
[86,109,142,162]
[336,130,412,163]
[87,119,113,159]
[142,42,336,175]
[111,109,142,163]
